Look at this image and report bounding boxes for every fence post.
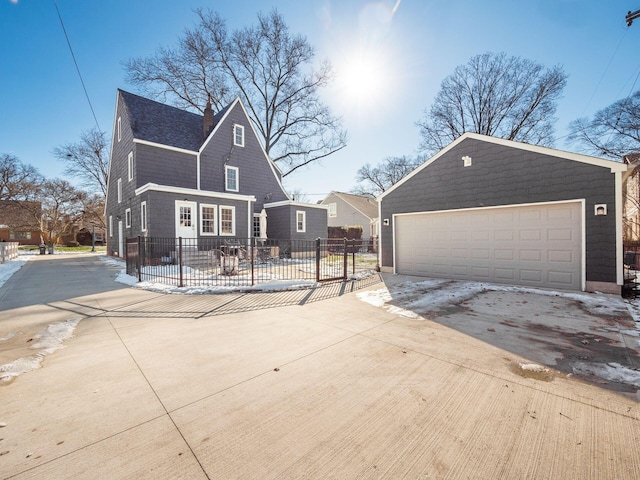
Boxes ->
[315,238,321,282]
[343,238,348,280]
[178,237,184,287]
[352,240,356,275]
[137,236,142,282]
[251,237,255,287]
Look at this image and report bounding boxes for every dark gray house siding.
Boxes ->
[379,134,625,292]
[136,143,197,190]
[199,103,288,211]
[265,203,328,241]
[105,90,328,257]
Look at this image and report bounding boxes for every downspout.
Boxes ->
[616,167,626,286]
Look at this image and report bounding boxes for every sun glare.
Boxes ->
[337,49,388,110]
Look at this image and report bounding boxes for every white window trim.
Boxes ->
[296,210,306,233]
[140,201,147,232]
[125,208,131,228]
[128,152,134,181]
[219,205,236,236]
[117,178,122,203]
[199,203,218,236]
[233,124,244,147]
[328,203,337,217]
[117,117,121,142]
[225,165,239,192]
[253,213,261,238]
[109,215,113,238]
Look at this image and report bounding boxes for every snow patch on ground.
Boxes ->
[520,363,549,373]
[0,318,81,383]
[572,362,640,388]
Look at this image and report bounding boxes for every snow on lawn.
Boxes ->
[0,256,32,289]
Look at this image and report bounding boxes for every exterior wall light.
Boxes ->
[595,204,607,216]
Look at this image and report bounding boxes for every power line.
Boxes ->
[52,0,101,132]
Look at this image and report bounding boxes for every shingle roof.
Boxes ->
[118,90,230,151]
[330,192,378,219]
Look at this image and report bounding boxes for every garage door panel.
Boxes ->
[549,271,575,285]
[549,250,573,262]
[495,268,515,280]
[395,202,582,290]
[495,249,514,260]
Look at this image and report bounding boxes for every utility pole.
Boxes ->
[627,9,640,26]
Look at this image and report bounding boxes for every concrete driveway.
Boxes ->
[1,254,639,479]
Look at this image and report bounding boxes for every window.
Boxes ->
[109,215,113,237]
[233,124,244,147]
[219,206,235,236]
[117,178,122,203]
[328,203,337,217]
[9,231,31,240]
[200,204,217,235]
[253,214,261,237]
[117,117,121,142]
[140,202,147,232]
[296,210,306,233]
[225,166,239,192]
[125,208,131,228]
[128,152,134,181]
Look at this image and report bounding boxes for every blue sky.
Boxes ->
[1,0,639,202]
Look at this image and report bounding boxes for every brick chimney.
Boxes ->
[203,99,214,138]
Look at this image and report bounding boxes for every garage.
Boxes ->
[394,201,582,290]
[379,133,627,293]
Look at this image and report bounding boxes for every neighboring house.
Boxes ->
[379,133,628,294]
[623,153,640,242]
[320,191,379,240]
[105,90,327,257]
[0,200,41,245]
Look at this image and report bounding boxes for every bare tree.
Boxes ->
[0,153,42,201]
[19,179,85,246]
[567,90,640,160]
[352,156,423,198]
[125,9,346,177]
[79,192,106,231]
[417,52,568,155]
[52,128,110,197]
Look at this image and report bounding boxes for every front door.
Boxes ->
[175,201,197,243]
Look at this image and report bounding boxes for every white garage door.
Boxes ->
[394,202,582,290]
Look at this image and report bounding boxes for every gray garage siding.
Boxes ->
[380,138,618,284]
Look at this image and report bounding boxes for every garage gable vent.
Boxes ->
[462,155,472,167]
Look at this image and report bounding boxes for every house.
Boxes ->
[320,191,378,240]
[0,200,42,245]
[105,90,327,257]
[378,133,628,294]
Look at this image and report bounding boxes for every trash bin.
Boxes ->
[39,244,46,255]
[47,246,54,255]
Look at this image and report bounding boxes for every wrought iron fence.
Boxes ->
[125,236,379,289]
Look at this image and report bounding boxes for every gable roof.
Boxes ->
[323,191,378,219]
[118,89,229,152]
[379,132,628,200]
